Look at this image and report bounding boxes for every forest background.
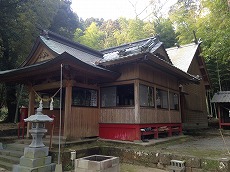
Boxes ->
[0,0,229,122]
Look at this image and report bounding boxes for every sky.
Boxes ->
[71,0,177,20]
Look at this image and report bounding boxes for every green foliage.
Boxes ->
[74,18,158,49]
[74,22,105,50]
[49,0,79,39]
[169,0,230,92]
[169,0,200,44]
[154,18,178,48]
[0,0,60,122]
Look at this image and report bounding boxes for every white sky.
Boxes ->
[71,0,177,20]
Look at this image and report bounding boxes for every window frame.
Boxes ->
[169,92,179,111]
[156,88,169,109]
[139,84,155,107]
[72,87,98,108]
[100,84,135,108]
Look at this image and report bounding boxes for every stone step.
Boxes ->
[0,154,20,164]
[0,143,25,171]
[6,143,28,152]
[0,149,23,158]
[0,159,14,171]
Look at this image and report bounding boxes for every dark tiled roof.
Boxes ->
[40,36,102,67]
[99,36,165,64]
[211,91,230,103]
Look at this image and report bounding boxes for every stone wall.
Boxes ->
[50,146,230,172]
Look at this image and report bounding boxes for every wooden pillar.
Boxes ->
[168,89,171,123]
[218,104,221,129]
[134,80,140,123]
[63,80,72,139]
[26,86,35,138]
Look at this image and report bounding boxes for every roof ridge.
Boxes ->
[41,30,103,57]
[166,42,201,51]
[101,36,159,54]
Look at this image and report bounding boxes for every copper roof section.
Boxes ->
[100,36,172,65]
[211,91,230,103]
[166,42,211,89]
[166,43,199,72]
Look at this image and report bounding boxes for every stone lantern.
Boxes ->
[13,102,56,172]
[25,104,53,147]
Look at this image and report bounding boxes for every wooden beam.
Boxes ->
[63,80,72,139]
[134,80,140,123]
[99,79,136,87]
[33,81,62,91]
[72,81,98,90]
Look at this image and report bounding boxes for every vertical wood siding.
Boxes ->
[42,109,64,136]
[100,108,135,123]
[183,57,208,129]
[70,107,99,138]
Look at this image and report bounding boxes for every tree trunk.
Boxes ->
[5,83,17,123]
[1,33,17,123]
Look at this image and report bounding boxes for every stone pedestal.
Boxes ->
[13,147,55,172]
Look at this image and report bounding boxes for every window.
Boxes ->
[101,86,116,107]
[170,92,179,110]
[72,87,97,107]
[140,84,154,107]
[156,89,168,109]
[101,84,134,107]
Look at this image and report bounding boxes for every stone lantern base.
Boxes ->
[13,146,55,172]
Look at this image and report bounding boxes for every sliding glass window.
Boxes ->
[72,87,98,107]
[156,89,168,109]
[101,84,134,107]
[169,92,179,110]
[140,84,154,107]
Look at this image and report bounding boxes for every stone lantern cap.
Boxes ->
[24,107,53,123]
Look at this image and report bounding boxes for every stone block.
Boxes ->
[13,163,55,172]
[76,159,90,169]
[75,155,119,172]
[159,153,172,165]
[184,156,201,168]
[157,162,165,169]
[122,149,136,164]
[24,146,49,158]
[19,155,52,168]
[100,159,113,170]
[185,167,192,172]
[218,158,230,172]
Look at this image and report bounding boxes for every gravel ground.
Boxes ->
[150,135,230,159]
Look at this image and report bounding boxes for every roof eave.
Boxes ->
[0,52,120,84]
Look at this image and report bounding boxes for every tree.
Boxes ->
[0,0,60,122]
[113,18,154,45]
[154,18,178,48]
[169,0,200,44]
[196,0,230,92]
[74,22,105,50]
[169,0,230,93]
[49,0,79,40]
